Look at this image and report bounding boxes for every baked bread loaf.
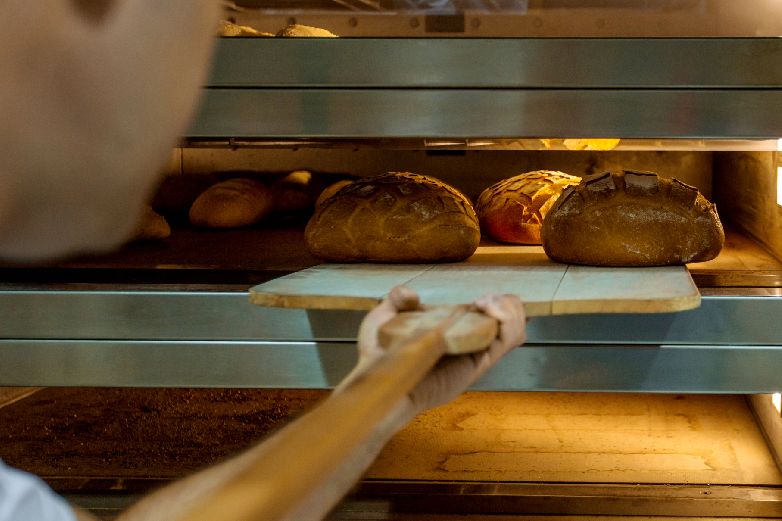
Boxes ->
[541,170,724,266]
[189,178,273,229]
[476,170,580,244]
[305,172,480,263]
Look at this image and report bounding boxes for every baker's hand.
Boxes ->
[406,292,526,413]
[339,285,421,386]
[348,286,526,415]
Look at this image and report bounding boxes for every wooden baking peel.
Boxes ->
[179,255,701,521]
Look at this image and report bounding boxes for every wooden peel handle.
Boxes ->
[175,306,497,521]
[379,306,499,354]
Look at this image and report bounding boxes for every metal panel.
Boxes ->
[0,340,355,388]
[0,290,361,341]
[2,340,782,392]
[208,38,782,88]
[347,482,782,517]
[3,291,781,390]
[189,88,782,139]
[64,482,782,518]
[1,292,779,345]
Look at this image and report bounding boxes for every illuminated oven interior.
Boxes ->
[3,1,782,518]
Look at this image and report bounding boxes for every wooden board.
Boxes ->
[249,246,701,316]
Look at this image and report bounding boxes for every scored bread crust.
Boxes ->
[476,170,580,244]
[305,172,480,263]
[541,170,725,266]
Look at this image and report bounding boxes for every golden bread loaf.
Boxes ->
[541,170,724,266]
[189,178,273,229]
[305,172,480,263]
[476,170,580,244]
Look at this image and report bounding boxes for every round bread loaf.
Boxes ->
[476,170,580,244]
[305,172,480,263]
[541,170,724,266]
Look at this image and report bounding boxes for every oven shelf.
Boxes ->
[1,228,780,391]
[0,226,778,286]
[2,391,781,518]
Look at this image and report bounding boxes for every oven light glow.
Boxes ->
[778,167,782,207]
[773,393,782,414]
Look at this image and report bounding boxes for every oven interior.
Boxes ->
[2,1,782,518]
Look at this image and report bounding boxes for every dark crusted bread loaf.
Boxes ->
[541,170,724,266]
[305,172,480,263]
[476,170,580,244]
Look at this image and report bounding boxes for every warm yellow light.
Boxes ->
[777,167,782,207]
[773,393,782,414]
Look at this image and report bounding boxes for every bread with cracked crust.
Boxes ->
[476,170,580,244]
[541,170,724,266]
[305,172,480,263]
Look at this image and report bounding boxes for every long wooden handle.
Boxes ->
[176,306,494,521]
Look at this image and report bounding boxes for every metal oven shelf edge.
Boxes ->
[1,290,781,391]
[189,38,782,140]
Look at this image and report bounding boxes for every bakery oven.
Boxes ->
[2,0,782,518]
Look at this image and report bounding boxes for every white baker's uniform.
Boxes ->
[0,459,74,521]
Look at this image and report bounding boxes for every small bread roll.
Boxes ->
[189,178,273,228]
[276,24,338,37]
[270,170,316,214]
[133,206,171,241]
[315,179,354,209]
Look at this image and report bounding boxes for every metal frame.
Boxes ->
[189,38,782,139]
[345,481,782,517]
[1,291,781,344]
[2,292,782,391]
[63,481,782,518]
[208,39,782,88]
